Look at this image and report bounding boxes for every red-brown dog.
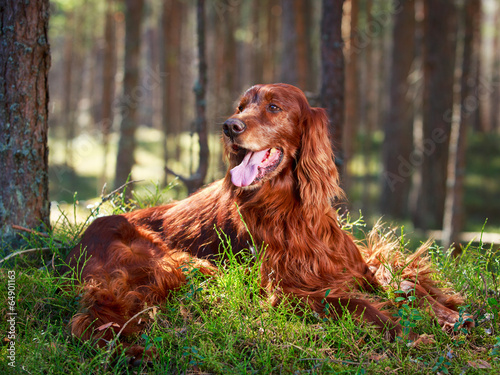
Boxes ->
[63,83,469,358]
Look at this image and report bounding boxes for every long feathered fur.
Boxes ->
[62,83,469,359]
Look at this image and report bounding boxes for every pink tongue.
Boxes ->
[230,149,269,187]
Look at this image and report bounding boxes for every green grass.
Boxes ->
[1,192,500,374]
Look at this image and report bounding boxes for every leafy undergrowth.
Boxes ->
[1,189,500,374]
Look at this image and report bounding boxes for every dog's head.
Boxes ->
[222,83,343,207]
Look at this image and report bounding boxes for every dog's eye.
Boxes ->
[268,104,281,112]
[237,105,244,112]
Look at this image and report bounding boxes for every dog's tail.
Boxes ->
[360,222,464,310]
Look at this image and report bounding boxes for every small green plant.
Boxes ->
[453,305,473,335]
[321,289,332,320]
[393,290,423,338]
[487,297,500,326]
[141,333,163,351]
[491,337,500,359]
[432,353,452,374]
[182,345,205,367]
[338,209,366,232]
[179,262,205,299]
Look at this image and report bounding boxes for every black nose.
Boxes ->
[223,118,246,138]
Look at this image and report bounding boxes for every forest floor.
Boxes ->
[1,129,499,374]
[1,197,500,374]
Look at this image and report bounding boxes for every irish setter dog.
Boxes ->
[63,83,469,358]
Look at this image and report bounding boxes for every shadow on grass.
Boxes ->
[49,164,100,202]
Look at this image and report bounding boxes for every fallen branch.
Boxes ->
[11,224,50,238]
[0,247,51,264]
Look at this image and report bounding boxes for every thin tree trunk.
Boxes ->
[472,0,484,132]
[294,0,309,90]
[281,0,297,85]
[263,0,281,84]
[344,0,359,193]
[160,0,170,186]
[62,13,74,170]
[100,0,116,187]
[361,0,374,212]
[412,0,457,230]
[490,4,500,133]
[250,0,263,85]
[167,0,209,195]
[442,0,480,253]
[0,0,51,241]
[380,0,415,218]
[320,0,345,178]
[193,0,209,190]
[114,0,144,189]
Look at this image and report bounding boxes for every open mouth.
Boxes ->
[230,147,283,187]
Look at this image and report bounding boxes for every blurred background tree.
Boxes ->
[45,0,500,249]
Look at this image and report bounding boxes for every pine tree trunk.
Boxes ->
[380,0,415,218]
[442,0,481,252]
[490,4,500,133]
[191,0,209,192]
[114,0,144,189]
[166,0,209,195]
[361,0,375,212]
[62,13,74,170]
[294,0,309,90]
[281,0,297,85]
[161,0,184,174]
[412,0,457,230]
[100,0,116,187]
[0,0,51,241]
[263,0,280,84]
[471,0,484,132]
[344,0,359,193]
[280,0,312,90]
[320,0,345,174]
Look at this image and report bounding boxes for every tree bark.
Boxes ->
[100,0,117,187]
[471,0,484,133]
[263,0,281,84]
[412,0,457,230]
[114,0,144,189]
[281,0,298,85]
[320,0,345,176]
[280,0,312,90]
[361,0,375,212]
[442,0,481,252]
[0,0,51,241]
[161,0,184,173]
[344,0,359,192]
[380,0,415,218]
[490,4,500,133]
[62,13,74,171]
[167,0,209,195]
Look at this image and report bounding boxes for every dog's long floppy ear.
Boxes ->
[296,107,344,209]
